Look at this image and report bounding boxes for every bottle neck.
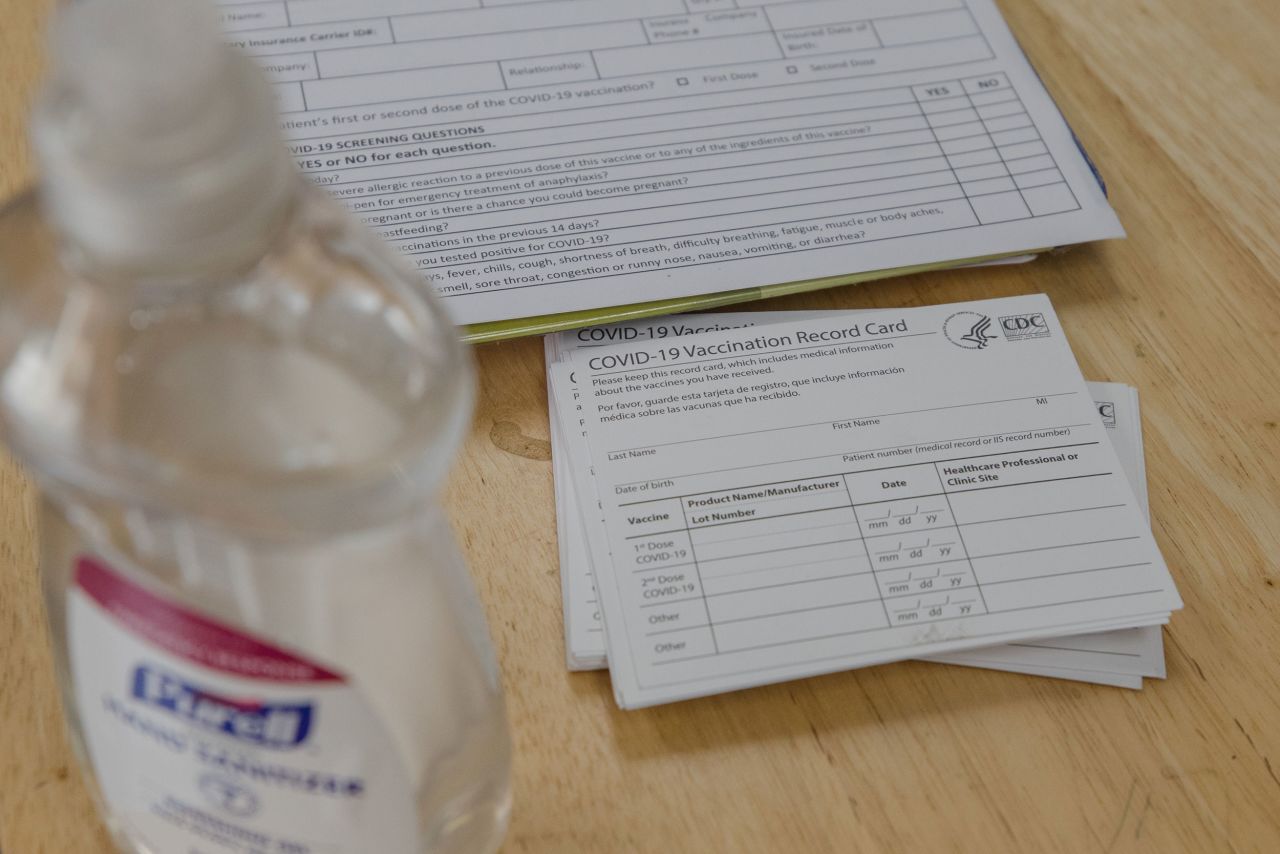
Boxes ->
[51,177,300,293]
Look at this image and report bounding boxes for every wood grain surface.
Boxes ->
[2,1,1279,851]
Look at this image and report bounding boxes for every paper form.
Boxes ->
[547,295,1179,707]
[550,319,1163,687]
[217,0,1122,326]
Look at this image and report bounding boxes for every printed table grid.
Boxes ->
[215,0,1095,310]
[273,69,1076,285]
[619,441,1150,678]
[223,1,984,96]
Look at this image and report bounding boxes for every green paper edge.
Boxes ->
[460,250,1044,343]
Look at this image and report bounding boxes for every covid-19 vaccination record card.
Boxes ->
[548,295,1181,708]
[548,312,1164,690]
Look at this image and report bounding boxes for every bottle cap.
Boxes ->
[32,0,296,276]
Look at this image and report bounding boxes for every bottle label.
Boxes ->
[68,555,420,853]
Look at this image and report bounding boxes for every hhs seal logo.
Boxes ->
[944,312,997,349]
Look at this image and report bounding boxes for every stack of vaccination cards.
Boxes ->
[545,296,1179,708]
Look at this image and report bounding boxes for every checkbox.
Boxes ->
[676,76,688,86]
[786,65,798,74]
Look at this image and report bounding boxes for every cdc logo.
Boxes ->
[998,313,1050,341]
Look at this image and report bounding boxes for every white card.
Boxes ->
[550,320,1164,685]
[548,294,1180,707]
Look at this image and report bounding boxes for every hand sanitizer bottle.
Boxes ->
[0,1,511,852]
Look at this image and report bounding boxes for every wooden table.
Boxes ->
[3,1,1279,851]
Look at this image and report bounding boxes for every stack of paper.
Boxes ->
[220,0,1125,340]
[545,295,1179,708]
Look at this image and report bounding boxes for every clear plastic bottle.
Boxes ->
[0,1,511,852]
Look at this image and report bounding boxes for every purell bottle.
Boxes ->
[0,0,511,851]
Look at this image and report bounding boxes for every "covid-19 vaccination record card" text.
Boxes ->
[548,294,1180,707]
